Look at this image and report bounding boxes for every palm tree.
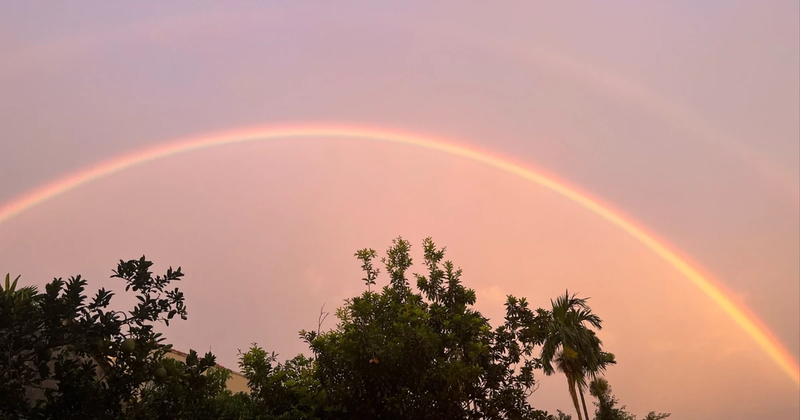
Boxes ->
[554,342,615,420]
[538,291,608,420]
[554,346,586,420]
[575,332,616,420]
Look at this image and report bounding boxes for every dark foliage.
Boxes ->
[1,238,669,420]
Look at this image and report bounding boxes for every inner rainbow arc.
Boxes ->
[0,124,797,385]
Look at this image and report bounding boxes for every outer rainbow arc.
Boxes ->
[5,15,797,208]
[0,124,797,385]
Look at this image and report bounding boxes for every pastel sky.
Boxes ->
[0,2,798,419]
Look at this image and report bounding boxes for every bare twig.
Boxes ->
[317,304,329,335]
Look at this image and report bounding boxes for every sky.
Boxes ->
[0,2,798,419]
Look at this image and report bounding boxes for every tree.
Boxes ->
[300,237,556,419]
[555,411,574,420]
[233,344,322,419]
[553,347,586,420]
[2,237,654,419]
[589,377,670,420]
[537,291,611,420]
[135,350,233,420]
[574,334,616,420]
[1,257,192,419]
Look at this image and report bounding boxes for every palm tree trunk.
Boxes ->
[566,374,583,420]
[578,385,591,420]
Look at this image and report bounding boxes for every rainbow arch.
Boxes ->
[0,124,797,385]
[3,12,796,207]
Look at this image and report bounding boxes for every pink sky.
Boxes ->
[1,2,798,419]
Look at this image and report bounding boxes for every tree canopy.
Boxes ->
[1,237,670,420]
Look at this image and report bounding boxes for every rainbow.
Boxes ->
[4,12,797,206]
[0,124,797,385]
[6,14,796,207]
